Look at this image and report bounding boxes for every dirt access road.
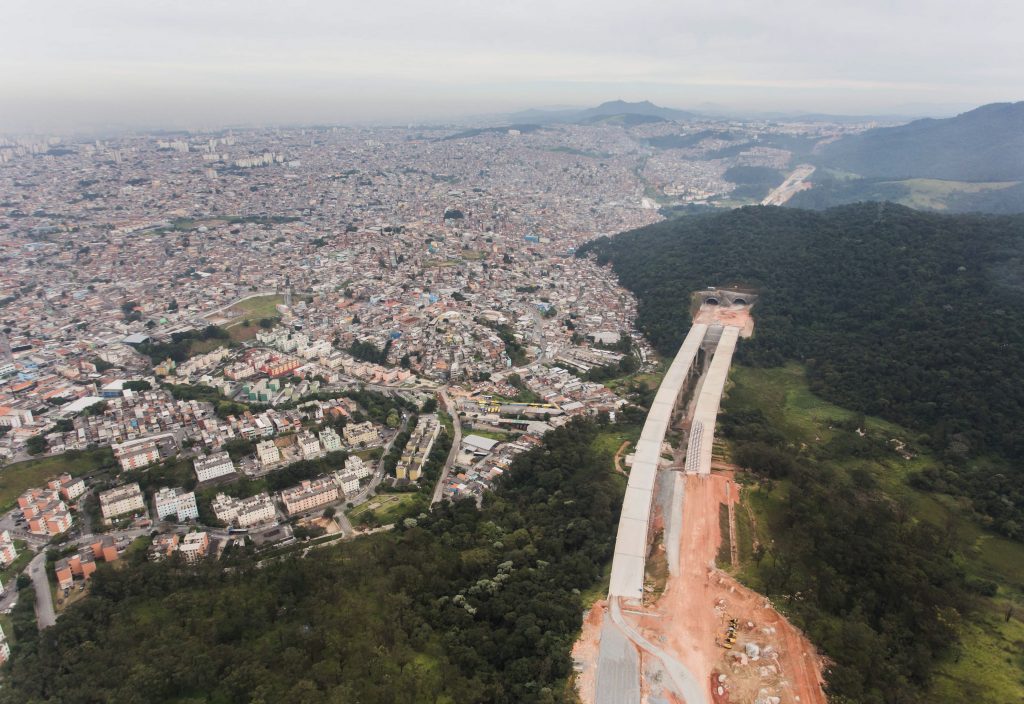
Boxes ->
[637,473,827,704]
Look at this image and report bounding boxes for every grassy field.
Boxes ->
[228,294,284,321]
[0,449,115,512]
[890,178,1019,211]
[725,364,1024,703]
[348,493,423,525]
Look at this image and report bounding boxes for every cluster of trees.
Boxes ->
[162,382,264,420]
[349,338,392,365]
[719,406,971,703]
[477,320,528,366]
[722,165,785,201]
[133,325,230,363]
[580,203,1024,536]
[2,418,625,704]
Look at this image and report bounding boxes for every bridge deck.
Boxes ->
[685,325,740,475]
[608,323,707,600]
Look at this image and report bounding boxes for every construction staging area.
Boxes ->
[577,294,828,704]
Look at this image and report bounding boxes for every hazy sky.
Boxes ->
[2,0,1021,131]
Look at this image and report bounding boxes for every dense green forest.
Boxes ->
[579,203,1024,537]
[1,419,625,704]
[724,407,969,703]
[717,366,1018,704]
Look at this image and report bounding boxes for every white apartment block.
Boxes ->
[211,492,277,528]
[178,532,209,563]
[114,439,160,471]
[343,421,379,447]
[319,427,343,452]
[153,487,199,521]
[49,474,86,502]
[256,439,281,467]
[0,531,18,567]
[298,432,322,460]
[345,455,371,479]
[99,482,146,521]
[334,471,360,497]
[280,477,338,515]
[194,451,235,482]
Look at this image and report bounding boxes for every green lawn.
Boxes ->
[0,448,115,512]
[726,363,1024,703]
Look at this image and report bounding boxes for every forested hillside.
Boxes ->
[813,102,1024,181]
[1,419,625,704]
[579,204,1024,536]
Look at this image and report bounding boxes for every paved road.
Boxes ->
[610,598,707,704]
[29,552,55,630]
[431,388,462,505]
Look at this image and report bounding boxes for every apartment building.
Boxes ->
[178,532,210,563]
[319,427,343,452]
[256,439,281,467]
[98,482,145,521]
[113,439,160,471]
[0,531,18,567]
[280,477,338,515]
[153,487,199,521]
[345,454,371,479]
[18,488,73,536]
[48,473,86,502]
[298,432,322,460]
[334,472,360,497]
[343,420,379,447]
[211,492,276,527]
[193,451,235,482]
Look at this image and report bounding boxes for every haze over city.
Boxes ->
[1,2,1023,703]
[3,0,1023,131]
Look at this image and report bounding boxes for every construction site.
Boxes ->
[573,291,827,704]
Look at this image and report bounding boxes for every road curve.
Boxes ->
[610,598,708,704]
[431,388,462,505]
[29,552,55,630]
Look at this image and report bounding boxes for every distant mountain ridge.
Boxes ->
[814,101,1024,181]
[507,99,697,125]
